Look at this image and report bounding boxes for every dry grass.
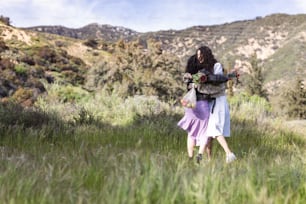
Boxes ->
[284,120,306,137]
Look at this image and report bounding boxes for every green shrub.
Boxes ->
[83,39,98,48]
[11,88,33,103]
[14,64,27,76]
[229,92,272,122]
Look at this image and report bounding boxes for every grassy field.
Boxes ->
[0,92,305,204]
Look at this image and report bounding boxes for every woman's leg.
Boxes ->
[215,136,231,154]
[215,136,236,163]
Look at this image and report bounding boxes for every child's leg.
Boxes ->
[197,138,212,163]
[187,136,196,158]
[205,138,213,160]
[196,144,206,163]
[198,143,207,156]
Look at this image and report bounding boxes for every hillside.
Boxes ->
[0,21,184,105]
[0,22,91,105]
[141,14,306,86]
[1,13,306,114]
[27,13,306,89]
[25,23,140,42]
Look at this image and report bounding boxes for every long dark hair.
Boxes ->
[197,46,217,74]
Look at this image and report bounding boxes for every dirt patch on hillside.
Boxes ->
[0,25,32,45]
[66,42,93,65]
[65,42,111,66]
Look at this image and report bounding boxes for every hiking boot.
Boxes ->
[226,153,236,163]
[196,154,202,164]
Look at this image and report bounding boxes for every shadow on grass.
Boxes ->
[0,102,81,143]
[1,102,304,162]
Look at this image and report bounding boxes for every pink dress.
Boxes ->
[177,100,210,145]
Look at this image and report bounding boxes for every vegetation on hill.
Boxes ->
[0,22,88,105]
[1,13,306,116]
[280,78,306,119]
[1,19,187,105]
[84,38,184,101]
[244,53,267,99]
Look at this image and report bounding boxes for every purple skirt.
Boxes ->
[177,100,210,144]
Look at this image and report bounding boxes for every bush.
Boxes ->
[83,39,98,48]
[0,15,10,26]
[14,64,28,76]
[229,92,272,122]
[11,87,33,103]
[0,39,9,52]
[0,58,15,69]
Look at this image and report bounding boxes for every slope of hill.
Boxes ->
[1,13,306,111]
[26,13,306,85]
[136,13,306,99]
[0,21,184,105]
[25,23,140,42]
[0,22,89,105]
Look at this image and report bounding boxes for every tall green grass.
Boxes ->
[0,91,305,204]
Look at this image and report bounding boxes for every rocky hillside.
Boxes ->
[27,13,306,90]
[0,22,89,105]
[1,13,306,108]
[142,14,306,84]
[25,23,140,42]
[0,20,184,105]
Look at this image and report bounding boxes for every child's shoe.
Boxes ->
[196,154,202,164]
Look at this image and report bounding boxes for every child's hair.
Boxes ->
[185,54,198,74]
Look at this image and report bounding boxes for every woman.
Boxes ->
[177,52,229,161]
[195,46,236,163]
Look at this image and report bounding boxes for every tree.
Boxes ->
[223,59,235,97]
[281,78,306,119]
[0,15,10,26]
[245,52,267,99]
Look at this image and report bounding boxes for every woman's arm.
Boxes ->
[199,63,238,85]
[198,63,228,84]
